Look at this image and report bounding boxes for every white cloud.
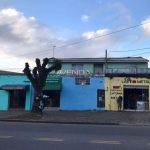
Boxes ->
[56,28,127,59]
[1,8,150,71]
[133,17,150,43]
[0,8,62,68]
[0,8,131,70]
[29,17,35,20]
[81,15,90,22]
[141,17,150,36]
[1,8,21,17]
[82,29,109,39]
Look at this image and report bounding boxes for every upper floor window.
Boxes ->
[125,64,138,68]
[94,64,103,74]
[72,64,83,75]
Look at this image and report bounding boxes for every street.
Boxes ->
[0,122,150,150]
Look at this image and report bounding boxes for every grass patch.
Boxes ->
[5,112,42,120]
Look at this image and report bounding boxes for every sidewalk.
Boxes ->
[1,110,150,126]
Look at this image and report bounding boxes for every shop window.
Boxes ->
[97,89,105,107]
[138,89,149,102]
[94,64,103,74]
[75,77,90,85]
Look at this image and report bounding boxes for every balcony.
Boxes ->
[105,68,150,77]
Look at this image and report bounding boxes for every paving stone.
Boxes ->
[1,110,150,126]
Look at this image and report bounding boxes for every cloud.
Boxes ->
[81,15,90,22]
[133,17,150,43]
[1,8,150,71]
[82,29,110,39]
[56,28,127,59]
[0,8,63,68]
[141,17,150,36]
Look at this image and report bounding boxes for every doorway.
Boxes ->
[43,90,60,107]
[123,86,149,110]
[9,90,26,108]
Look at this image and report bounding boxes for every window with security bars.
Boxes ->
[97,89,105,107]
[72,64,83,75]
[94,64,103,74]
[75,78,90,85]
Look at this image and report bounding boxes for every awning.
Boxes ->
[43,84,62,90]
[124,86,149,89]
[0,84,29,90]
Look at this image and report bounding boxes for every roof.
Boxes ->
[49,57,149,63]
[0,70,24,75]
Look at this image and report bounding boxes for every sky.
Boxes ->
[0,0,150,70]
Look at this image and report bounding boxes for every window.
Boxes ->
[72,64,83,75]
[125,64,138,68]
[94,64,103,74]
[138,89,149,102]
[97,90,105,107]
[75,78,90,85]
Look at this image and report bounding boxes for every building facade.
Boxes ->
[105,68,150,111]
[60,76,105,111]
[48,57,149,111]
[0,74,33,110]
[0,57,149,111]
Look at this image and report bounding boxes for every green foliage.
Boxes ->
[53,59,62,71]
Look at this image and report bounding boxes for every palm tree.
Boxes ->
[23,58,62,112]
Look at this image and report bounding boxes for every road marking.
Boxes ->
[90,140,121,144]
[0,136,13,139]
[147,143,150,145]
[35,138,64,142]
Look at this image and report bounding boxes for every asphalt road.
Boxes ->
[0,122,150,150]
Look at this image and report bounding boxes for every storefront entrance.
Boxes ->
[9,90,26,108]
[43,90,60,107]
[42,74,62,107]
[124,86,149,110]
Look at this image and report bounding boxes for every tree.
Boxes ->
[23,58,62,112]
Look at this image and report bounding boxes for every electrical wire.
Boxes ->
[127,51,150,57]
[109,47,150,52]
[1,21,150,59]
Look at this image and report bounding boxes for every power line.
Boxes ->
[53,21,150,49]
[1,21,150,59]
[109,47,150,52]
[128,51,150,57]
[1,49,54,59]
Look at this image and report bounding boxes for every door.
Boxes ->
[97,90,105,108]
[9,90,26,108]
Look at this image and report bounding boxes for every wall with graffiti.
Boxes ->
[105,77,150,111]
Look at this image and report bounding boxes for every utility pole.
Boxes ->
[105,49,107,73]
[53,46,55,58]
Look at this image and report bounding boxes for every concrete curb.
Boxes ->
[119,123,150,126]
[0,119,119,125]
[1,119,150,126]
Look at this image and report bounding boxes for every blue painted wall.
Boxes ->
[60,76,105,111]
[0,75,32,111]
